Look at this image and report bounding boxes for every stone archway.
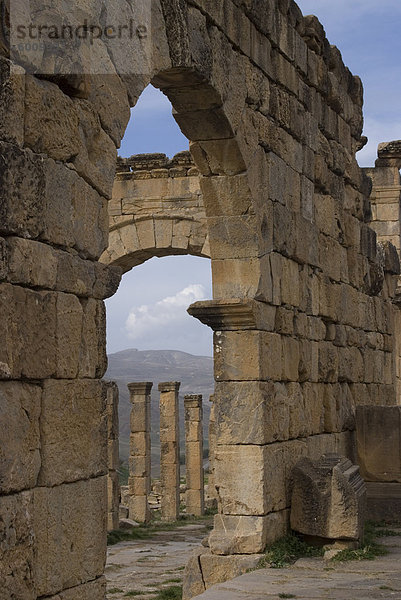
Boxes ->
[101,151,210,270]
[2,1,400,598]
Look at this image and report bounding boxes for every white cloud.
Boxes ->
[126,284,207,341]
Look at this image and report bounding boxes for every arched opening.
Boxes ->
[103,86,217,582]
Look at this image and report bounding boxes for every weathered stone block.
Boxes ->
[47,577,107,600]
[79,298,107,378]
[0,283,57,379]
[0,142,45,239]
[56,293,83,378]
[214,444,285,515]
[24,75,80,162]
[366,482,401,523]
[183,547,264,599]
[209,512,288,555]
[214,330,282,381]
[186,489,204,516]
[39,380,107,487]
[5,237,58,290]
[0,382,41,494]
[214,381,289,445]
[207,215,259,259]
[129,431,149,457]
[291,454,366,541]
[128,495,150,524]
[42,159,109,259]
[200,174,252,217]
[0,491,35,599]
[33,477,107,598]
[0,58,25,146]
[356,405,401,483]
[128,476,148,497]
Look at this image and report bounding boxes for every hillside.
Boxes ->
[105,349,214,475]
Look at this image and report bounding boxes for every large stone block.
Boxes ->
[24,75,80,162]
[5,237,58,290]
[25,75,117,198]
[207,215,259,259]
[291,454,366,541]
[0,382,41,494]
[0,58,25,146]
[47,577,107,600]
[39,380,107,486]
[56,293,83,379]
[0,142,45,239]
[33,477,107,598]
[214,330,282,381]
[200,174,253,217]
[214,381,289,445]
[0,283,57,379]
[43,160,109,260]
[78,298,107,378]
[366,482,401,523]
[0,491,35,600]
[356,405,401,483]
[214,444,286,515]
[209,511,288,555]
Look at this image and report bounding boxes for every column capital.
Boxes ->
[128,382,153,396]
[184,394,203,407]
[187,298,275,331]
[158,381,181,393]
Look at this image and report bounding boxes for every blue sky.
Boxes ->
[106,1,401,357]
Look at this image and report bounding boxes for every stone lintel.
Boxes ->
[188,298,270,331]
[128,382,153,396]
[158,381,181,393]
[378,140,401,159]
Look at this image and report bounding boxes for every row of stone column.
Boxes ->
[128,381,204,522]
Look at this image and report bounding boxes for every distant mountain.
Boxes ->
[105,349,214,475]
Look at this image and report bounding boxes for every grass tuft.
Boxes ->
[330,521,389,563]
[153,585,182,600]
[258,533,323,569]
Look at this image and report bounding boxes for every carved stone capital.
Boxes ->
[187,298,275,331]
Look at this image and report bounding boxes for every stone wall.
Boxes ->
[1,0,400,597]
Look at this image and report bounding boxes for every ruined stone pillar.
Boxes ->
[105,381,120,531]
[184,394,204,516]
[127,382,152,523]
[159,381,181,521]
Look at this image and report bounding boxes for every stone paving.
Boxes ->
[105,523,208,599]
[194,530,401,600]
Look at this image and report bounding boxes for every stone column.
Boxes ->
[127,382,152,524]
[184,394,204,516]
[105,381,120,531]
[207,394,218,507]
[159,381,181,521]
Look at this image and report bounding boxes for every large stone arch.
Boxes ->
[1,1,400,598]
[102,151,210,270]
